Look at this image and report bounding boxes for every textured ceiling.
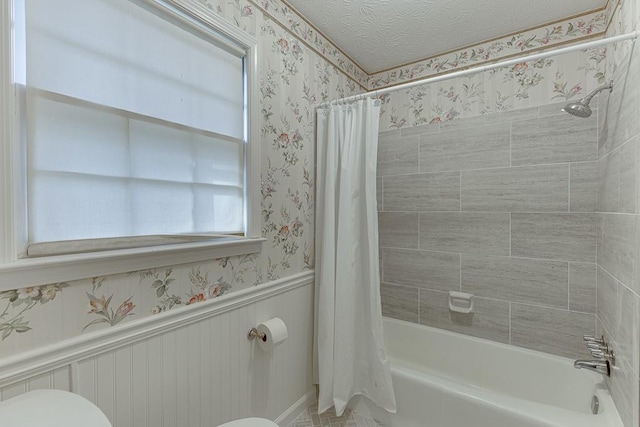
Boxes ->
[285,0,606,73]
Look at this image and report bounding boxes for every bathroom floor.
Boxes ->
[288,405,384,427]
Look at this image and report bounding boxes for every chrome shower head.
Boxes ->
[562,101,593,118]
[562,82,613,118]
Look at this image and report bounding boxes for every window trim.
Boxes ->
[0,0,263,291]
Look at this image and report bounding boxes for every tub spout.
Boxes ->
[574,359,610,376]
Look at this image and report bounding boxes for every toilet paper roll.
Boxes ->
[256,318,288,351]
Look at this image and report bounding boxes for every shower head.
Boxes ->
[562,101,594,118]
[562,82,613,118]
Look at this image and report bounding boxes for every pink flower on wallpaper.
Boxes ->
[83,294,135,332]
[279,225,290,238]
[241,6,252,17]
[277,38,289,53]
[188,293,205,305]
[512,62,528,73]
[569,84,582,97]
[430,117,442,124]
[277,133,290,146]
[206,285,222,299]
[87,294,108,314]
[115,300,135,317]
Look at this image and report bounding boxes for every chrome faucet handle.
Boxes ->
[587,342,607,351]
[583,335,605,344]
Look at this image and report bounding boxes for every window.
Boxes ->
[0,0,262,288]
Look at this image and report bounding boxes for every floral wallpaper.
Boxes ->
[216,0,369,88]
[0,0,624,358]
[378,46,608,130]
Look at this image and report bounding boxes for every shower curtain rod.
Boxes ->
[317,30,640,108]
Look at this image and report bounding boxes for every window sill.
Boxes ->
[0,237,265,291]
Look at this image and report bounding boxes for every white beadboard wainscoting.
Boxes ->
[0,271,316,427]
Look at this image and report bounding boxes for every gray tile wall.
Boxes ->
[595,39,640,427]
[378,102,598,361]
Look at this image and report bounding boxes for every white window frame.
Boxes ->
[0,0,263,290]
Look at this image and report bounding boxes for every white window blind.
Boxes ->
[23,0,247,251]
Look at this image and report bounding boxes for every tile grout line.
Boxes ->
[508,302,512,345]
[380,244,598,265]
[459,254,462,292]
[417,288,421,325]
[567,263,571,310]
[509,121,512,168]
[567,163,571,213]
[459,171,462,212]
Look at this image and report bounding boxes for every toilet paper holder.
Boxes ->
[247,327,267,342]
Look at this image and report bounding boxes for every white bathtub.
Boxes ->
[353,318,623,427]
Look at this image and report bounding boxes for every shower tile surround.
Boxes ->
[378,103,599,360]
[377,0,640,421]
[594,0,640,424]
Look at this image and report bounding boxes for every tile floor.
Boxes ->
[288,404,384,427]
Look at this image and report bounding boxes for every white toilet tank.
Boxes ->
[0,389,112,427]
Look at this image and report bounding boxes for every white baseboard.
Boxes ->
[275,388,316,426]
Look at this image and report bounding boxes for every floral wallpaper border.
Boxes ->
[247,0,369,88]
[368,9,608,89]
[222,0,615,92]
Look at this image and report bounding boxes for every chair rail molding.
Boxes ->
[0,270,315,388]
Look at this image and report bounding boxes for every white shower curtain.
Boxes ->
[314,98,396,416]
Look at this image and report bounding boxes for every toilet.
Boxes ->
[0,389,112,427]
[0,390,277,427]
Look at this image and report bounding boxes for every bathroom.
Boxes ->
[0,0,639,426]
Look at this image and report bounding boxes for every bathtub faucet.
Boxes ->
[573,359,610,376]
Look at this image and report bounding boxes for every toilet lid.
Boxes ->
[0,390,112,427]
[217,417,278,427]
